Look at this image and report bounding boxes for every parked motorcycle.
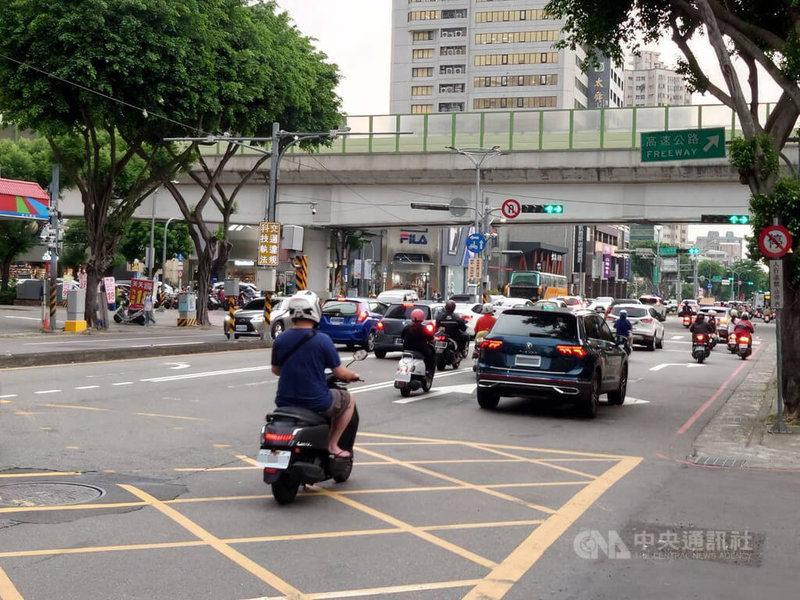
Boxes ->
[208,294,223,311]
[258,350,366,505]
[434,329,462,371]
[394,351,433,397]
[692,333,711,364]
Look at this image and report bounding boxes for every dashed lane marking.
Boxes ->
[134,412,206,422]
[0,394,17,399]
[112,382,133,386]
[75,385,99,390]
[33,389,60,395]
[42,404,108,412]
[0,471,81,479]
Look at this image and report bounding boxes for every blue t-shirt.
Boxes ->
[613,318,632,336]
[272,328,341,412]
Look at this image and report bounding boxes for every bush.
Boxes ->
[0,289,16,305]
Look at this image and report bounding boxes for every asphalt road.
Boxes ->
[1,317,796,600]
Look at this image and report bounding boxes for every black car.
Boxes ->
[373,301,443,359]
[475,307,628,418]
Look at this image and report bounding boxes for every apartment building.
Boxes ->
[624,50,692,107]
[390,0,599,114]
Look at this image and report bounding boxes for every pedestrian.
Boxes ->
[144,293,157,326]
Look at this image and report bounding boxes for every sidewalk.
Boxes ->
[0,304,269,368]
[692,340,800,470]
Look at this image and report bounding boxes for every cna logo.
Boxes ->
[400,232,428,245]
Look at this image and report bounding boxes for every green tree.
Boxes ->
[0,0,262,326]
[547,0,800,416]
[0,222,37,295]
[60,220,89,272]
[117,221,193,275]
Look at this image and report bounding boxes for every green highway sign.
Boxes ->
[641,127,725,162]
[712,275,722,281]
[659,246,677,256]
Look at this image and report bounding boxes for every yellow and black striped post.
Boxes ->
[226,296,236,337]
[262,292,273,341]
[482,291,490,304]
[49,281,57,331]
[294,255,308,291]
[158,288,166,309]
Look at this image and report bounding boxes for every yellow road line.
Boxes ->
[358,431,632,459]
[256,579,483,600]
[0,540,206,559]
[0,472,80,479]
[120,484,307,599]
[0,400,12,404]
[354,441,458,446]
[471,444,597,480]
[357,447,558,515]
[41,404,108,412]
[462,455,643,600]
[134,412,206,422]
[0,501,146,514]
[0,567,23,600]
[14,411,35,416]
[227,528,401,545]
[423,520,543,532]
[311,486,497,569]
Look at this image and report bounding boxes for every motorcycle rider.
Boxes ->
[727,309,739,338]
[401,308,435,376]
[679,301,694,318]
[271,295,360,458]
[734,311,755,337]
[690,312,714,337]
[613,309,633,350]
[473,303,497,336]
[436,300,469,358]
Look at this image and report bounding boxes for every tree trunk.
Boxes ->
[195,253,211,326]
[84,260,104,328]
[1,259,11,291]
[779,276,800,418]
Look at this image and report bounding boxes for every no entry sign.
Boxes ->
[758,225,792,259]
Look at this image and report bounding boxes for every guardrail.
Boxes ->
[201,103,781,156]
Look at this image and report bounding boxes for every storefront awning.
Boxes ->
[0,177,50,221]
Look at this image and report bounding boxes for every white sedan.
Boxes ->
[453,302,484,337]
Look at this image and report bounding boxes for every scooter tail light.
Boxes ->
[265,432,293,443]
[425,323,435,334]
[739,336,750,343]
[556,345,587,357]
[695,335,705,341]
[436,335,447,341]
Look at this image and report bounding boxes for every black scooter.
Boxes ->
[434,328,463,370]
[692,333,712,363]
[258,350,366,505]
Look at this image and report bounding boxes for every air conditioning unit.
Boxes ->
[454,67,463,74]
[446,48,454,55]
[455,30,463,37]
[445,68,453,74]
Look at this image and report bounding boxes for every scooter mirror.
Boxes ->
[352,349,368,361]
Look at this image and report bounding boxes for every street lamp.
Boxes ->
[447,145,504,303]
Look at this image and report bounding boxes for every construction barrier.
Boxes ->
[158,288,166,308]
[48,281,57,331]
[177,317,197,327]
[294,255,308,291]
[263,292,273,328]
[226,296,237,336]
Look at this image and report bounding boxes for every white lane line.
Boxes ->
[24,335,221,346]
[131,341,205,348]
[671,335,684,340]
[34,389,61,394]
[227,380,274,389]
[4,315,40,321]
[112,382,133,386]
[394,382,477,404]
[649,363,704,371]
[141,365,268,383]
[355,368,473,397]
[0,394,18,399]
[75,385,99,390]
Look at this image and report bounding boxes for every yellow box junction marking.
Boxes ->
[0,567,24,600]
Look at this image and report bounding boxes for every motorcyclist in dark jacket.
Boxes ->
[436,300,469,357]
[401,308,435,375]
[690,313,714,337]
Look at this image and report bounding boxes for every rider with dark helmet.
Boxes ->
[436,299,469,357]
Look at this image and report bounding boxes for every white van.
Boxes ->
[376,289,419,304]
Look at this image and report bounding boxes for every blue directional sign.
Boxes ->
[465,233,487,253]
[707,282,713,290]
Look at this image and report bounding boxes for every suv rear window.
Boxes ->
[639,297,661,305]
[384,304,430,320]
[611,306,648,318]
[322,300,359,316]
[493,311,578,340]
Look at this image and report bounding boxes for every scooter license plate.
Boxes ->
[739,344,749,350]
[394,338,403,345]
[435,341,447,349]
[256,449,291,469]
[396,372,411,383]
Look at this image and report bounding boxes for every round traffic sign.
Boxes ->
[465,233,487,253]
[758,225,792,259]
[501,198,521,219]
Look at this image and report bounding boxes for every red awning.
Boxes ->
[0,177,50,220]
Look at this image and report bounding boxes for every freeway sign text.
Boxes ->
[641,127,725,162]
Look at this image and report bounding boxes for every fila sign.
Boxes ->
[400,232,428,245]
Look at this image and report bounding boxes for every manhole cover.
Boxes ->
[0,482,105,507]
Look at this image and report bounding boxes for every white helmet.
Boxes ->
[709,310,717,317]
[730,309,738,318]
[482,303,494,314]
[287,292,321,324]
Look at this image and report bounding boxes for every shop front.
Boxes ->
[384,228,440,300]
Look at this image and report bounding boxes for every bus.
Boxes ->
[506,270,569,301]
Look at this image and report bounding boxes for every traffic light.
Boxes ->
[521,204,564,214]
[687,247,700,255]
[700,214,750,225]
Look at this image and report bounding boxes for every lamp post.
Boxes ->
[447,145,503,303]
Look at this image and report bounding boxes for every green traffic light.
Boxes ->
[544,204,564,214]
[727,215,749,225]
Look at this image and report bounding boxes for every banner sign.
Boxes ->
[103,277,116,304]
[129,279,155,311]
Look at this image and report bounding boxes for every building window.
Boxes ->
[440,45,466,56]
[411,86,433,96]
[412,48,434,60]
[475,9,547,23]
[440,28,466,38]
[439,83,465,93]
[412,30,434,42]
[473,74,558,88]
[412,67,434,78]
[441,9,467,19]
[475,30,559,44]
[411,104,432,114]
[472,96,558,110]
[439,102,465,112]
[408,10,440,22]
[440,64,466,75]
[474,52,558,66]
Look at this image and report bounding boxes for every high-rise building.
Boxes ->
[390,0,622,114]
[624,50,692,107]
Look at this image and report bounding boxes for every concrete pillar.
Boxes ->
[65,288,87,332]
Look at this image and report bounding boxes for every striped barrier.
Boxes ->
[177,317,197,327]
[226,296,237,337]
[294,255,308,291]
[49,282,57,331]
[158,288,166,308]
[263,292,273,328]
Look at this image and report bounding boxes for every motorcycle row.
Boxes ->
[682,313,754,363]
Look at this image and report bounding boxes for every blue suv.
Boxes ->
[475,307,628,418]
[319,298,387,352]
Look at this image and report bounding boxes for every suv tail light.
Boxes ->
[481,340,503,350]
[556,345,587,357]
[376,321,384,331]
[605,315,616,321]
[640,317,653,323]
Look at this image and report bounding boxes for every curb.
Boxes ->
[0,339,271,369]
[691,341,799,469]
